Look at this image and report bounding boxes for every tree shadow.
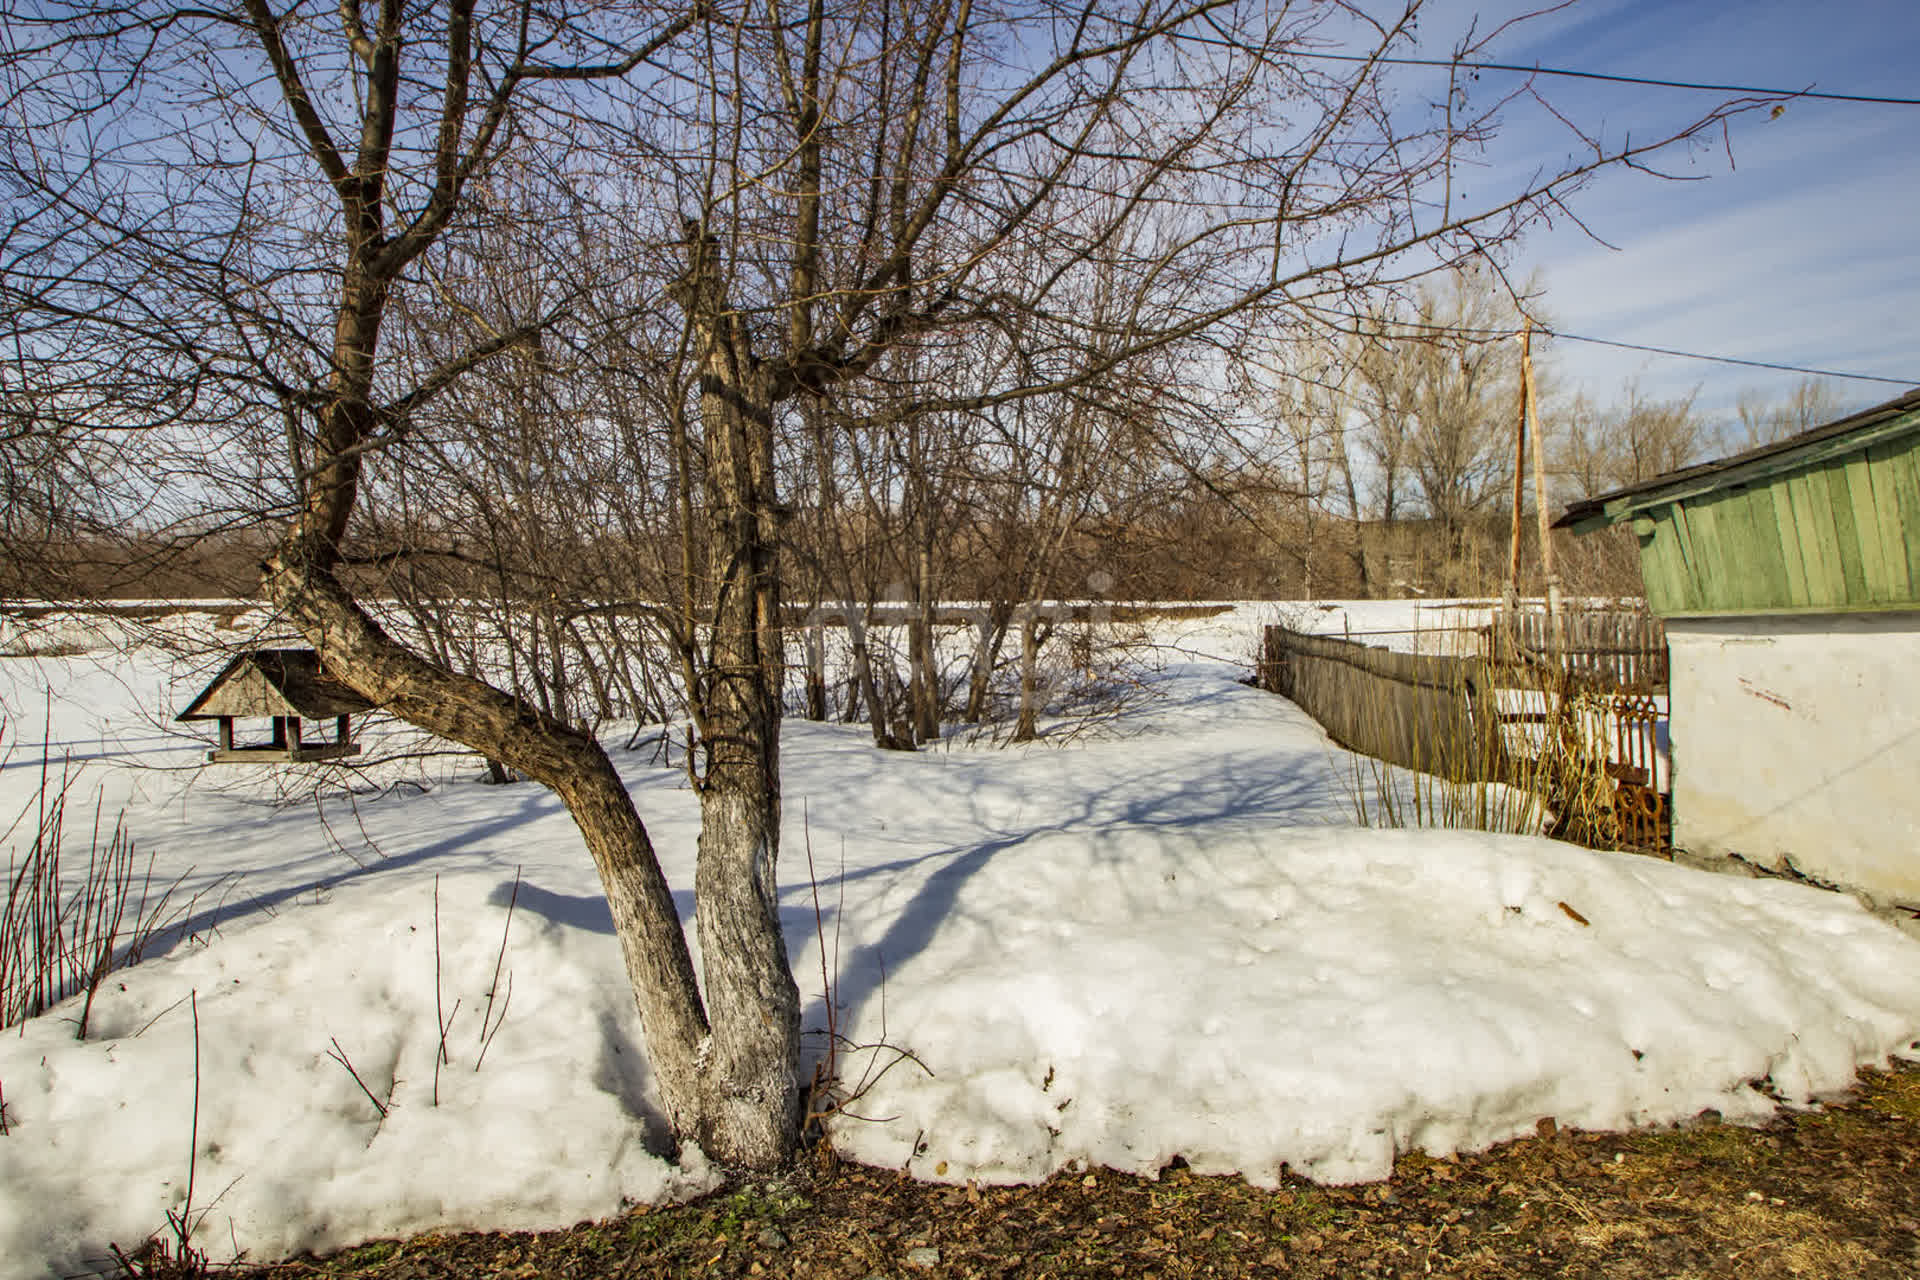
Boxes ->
[793,735,1343,1055]
[495,879,696,935]
[139,786,562,962]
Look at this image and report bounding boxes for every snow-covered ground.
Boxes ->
[1,603,1916,1277]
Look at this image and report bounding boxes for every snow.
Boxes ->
[1,603,1917,1277]
[0,870,717,1268]
[1251,597,1502,655]
[827,823,1916,1186]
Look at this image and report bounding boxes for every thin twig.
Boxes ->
[804,805,836,1062]
[475,972,511,1072]
[476,867,519,1061]
[132,992,192,1039]
[343,786,388,862]
[433,876,445,1106]
[312,792,367,869]
[326,1036,390,1119]
[801,800,850,1138]
[184,990,200,1245]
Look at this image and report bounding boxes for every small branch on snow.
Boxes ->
[326,1036,390,1121]
[476,972,512,1073]
[476,867,520,1066]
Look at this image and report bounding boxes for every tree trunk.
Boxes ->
[910,540,939,743]
[679,226,801,1166]
[964,602,1014,723]
[261,556,713,1139]
[1014,607,1040,743]
[804,618,827,721]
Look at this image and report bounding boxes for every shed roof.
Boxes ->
[176,649,374,722]
[1555,387,1920,533]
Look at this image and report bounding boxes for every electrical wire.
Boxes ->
[1540,330,1917,387]
[1292,52,1920,107]
[1315,309,1918,387]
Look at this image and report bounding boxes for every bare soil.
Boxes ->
[240,1061,1920,1280]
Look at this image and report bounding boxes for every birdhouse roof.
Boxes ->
[176,649,374,722]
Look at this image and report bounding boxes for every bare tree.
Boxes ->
[1341,266,1527,591]
[1559,381,1707,498]
[1240,334,1356,600]
[1735,377,1848,447]
[1,0,1766,1167]
[1405,268,1524,585]
[1350,316,1417,530]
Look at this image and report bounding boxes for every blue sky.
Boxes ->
[1405,0,1918,421]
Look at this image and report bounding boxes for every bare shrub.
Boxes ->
[797,809,929,1141]
[1,751,199,1035]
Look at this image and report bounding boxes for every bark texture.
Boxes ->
[677,225,802,1166]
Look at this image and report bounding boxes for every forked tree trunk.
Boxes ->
[847,602,912,751]
[261,556,714,1139]
[267,213,741,1140]
[963,602,1014,723]
[237,0,794,1169]
[265,233,803,1166]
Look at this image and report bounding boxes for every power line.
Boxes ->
[1541,329,1918,386]
[1320,309,1918,386]
[1293,52,1920,107]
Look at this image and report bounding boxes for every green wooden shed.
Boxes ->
[1555,387,1920,908]
[1557,387,1920,616]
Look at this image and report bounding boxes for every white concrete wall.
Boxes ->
[1667,611,1920,907]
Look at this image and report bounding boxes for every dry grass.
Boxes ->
[1334,657,1661,855]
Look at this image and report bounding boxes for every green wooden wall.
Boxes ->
[1632,425,1920,616]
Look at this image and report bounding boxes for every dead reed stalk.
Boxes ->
[474,867,519,1072]
[2,749,199,1035]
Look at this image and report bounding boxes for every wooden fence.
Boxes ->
[1499,608,1668,692]
[1259,627,1509,780]
[1260,611,1674,852]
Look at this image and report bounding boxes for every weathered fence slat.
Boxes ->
[1501,606,1668,692]
[1259,626,1508,781]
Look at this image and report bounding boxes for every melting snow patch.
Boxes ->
[824,823,1920,1187]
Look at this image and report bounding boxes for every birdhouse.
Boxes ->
[175,649,374,763]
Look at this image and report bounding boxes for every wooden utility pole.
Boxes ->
[1521,319,1563,647]
[1503,318,1532,634]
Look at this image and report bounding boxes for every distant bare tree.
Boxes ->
[0,319,159,596]
[1407,270,1528,563]
[1345,266,1527,591]
[1350,319,1416,531]
[1735,377,1849,447]
[1559,382,1707,498]
[1234,334,1353,600]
